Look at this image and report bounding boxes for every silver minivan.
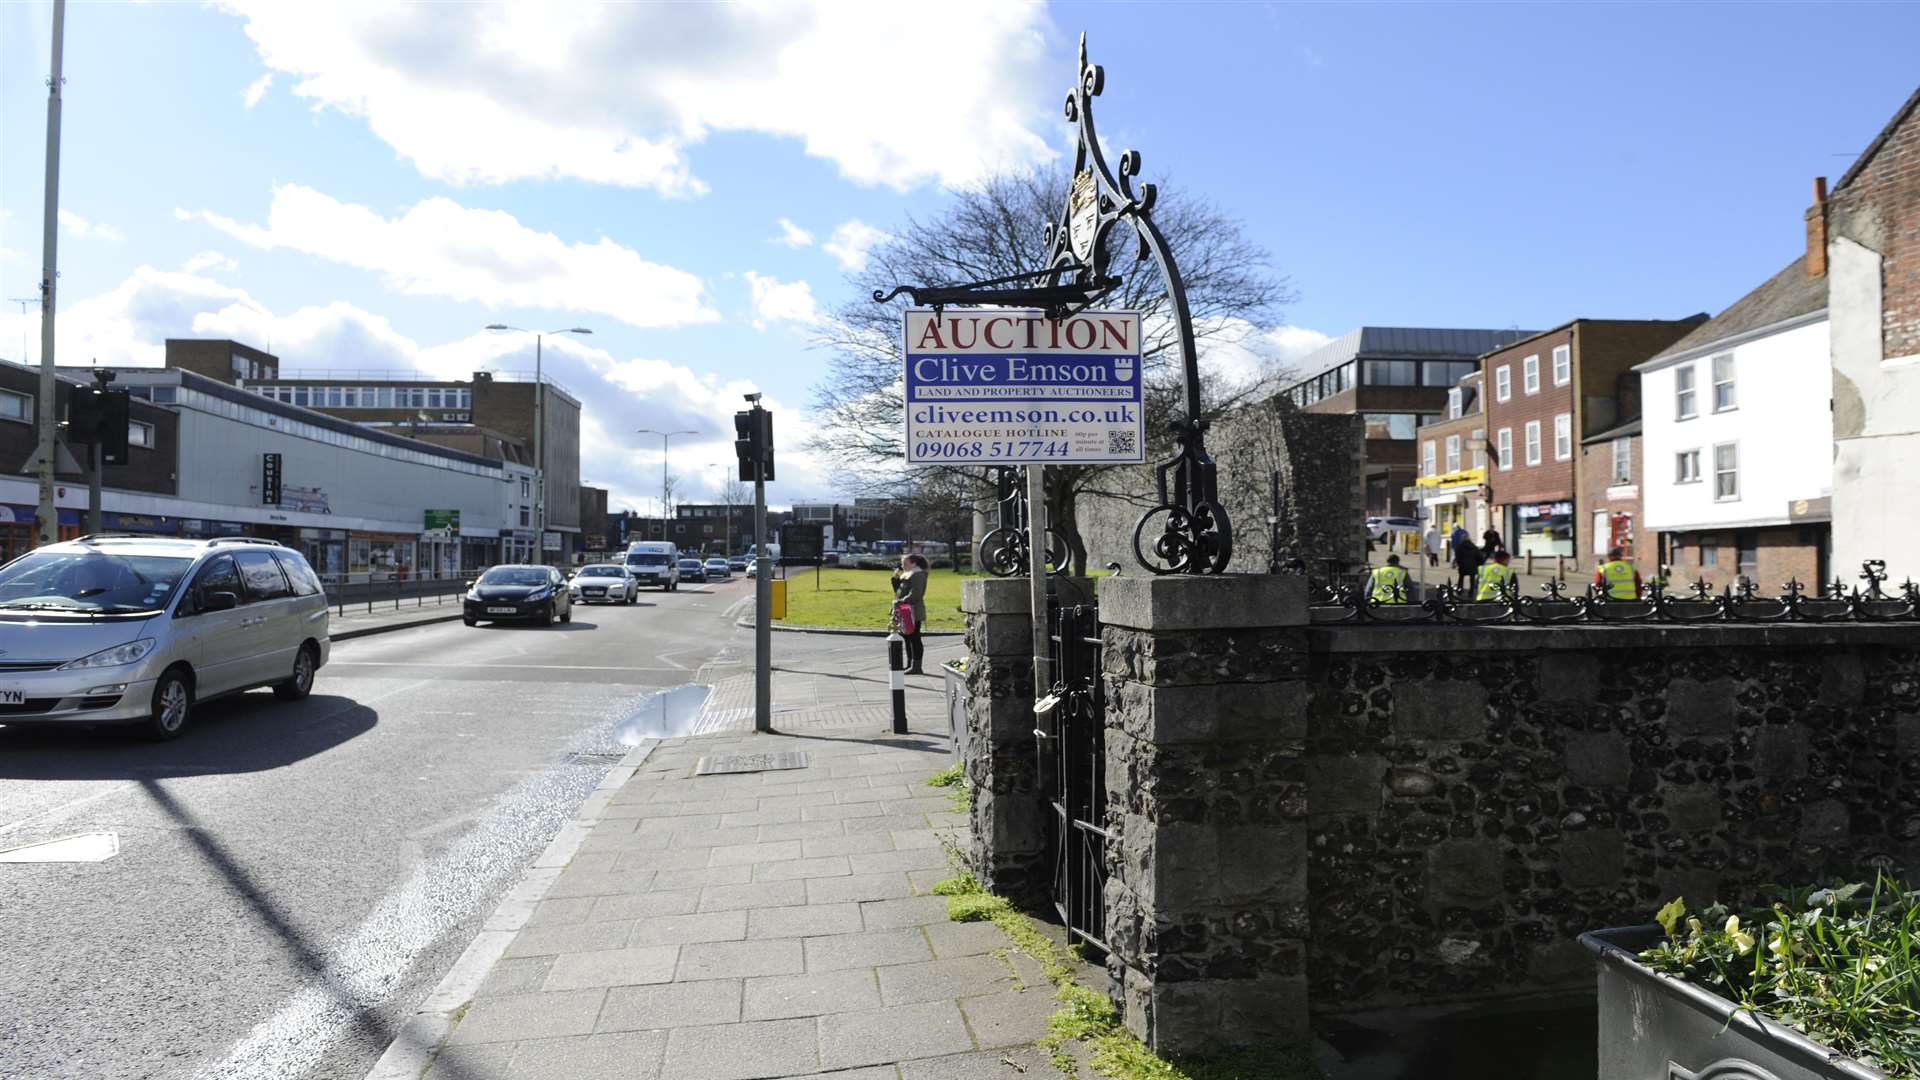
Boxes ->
[0,535,330,740]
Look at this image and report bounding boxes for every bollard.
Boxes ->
[886,632,908,735]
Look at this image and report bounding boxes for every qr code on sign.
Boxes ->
[1107,430,1138,456]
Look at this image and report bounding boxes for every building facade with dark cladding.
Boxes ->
[1279,328,1537,519]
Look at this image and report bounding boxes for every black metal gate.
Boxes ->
[1038,600,1109,956]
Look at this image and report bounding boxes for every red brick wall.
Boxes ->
[1659,525,1827,594]
[1577,433,1648,576]
[1831,96,1920,359]
[1482,328,1577,505]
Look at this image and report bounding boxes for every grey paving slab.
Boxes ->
[618,847,716,871]
[671,826,762,849]
[542,944,681,991]
[544,867,658,899]
[504,920,633,959]
[818,1000,976,1070]
[742,968,884,1020]
[924,921,1011,960]
[507,1030,669,1080]
[890,829,942,849]
[800,832,897,857]
[747,902,864,940]
[677,938,806,980]
[660,1017,820,1080]
[878,956,1020,1005]
[848,848,954,875]
[653,864,754,891]
[588,888,702,921]
[958,991,1054,1048]
[475,955,556,999]
[802,802,886,821]
[636,812,727,835]
[698,878,809,912]
[423,1043,515,1080]
[710,840,807,866]
[720,807,808,827]
[627,908,748,946]
[757,820,848,842]
[448,988,608,1045]
[597,978,744,1033]
[859,896,952,931]
[524,896,595,928]
[842,814,941,836]
[899,1046,1072,1080]
[753,855,853,882]
[769,1068,899,1080]
[802,928,934,972]
[805,872,916,904]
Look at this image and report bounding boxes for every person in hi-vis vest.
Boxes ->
[1369,554,1412,604]
[1593,546,1642,600]
[1474,549,1515,601]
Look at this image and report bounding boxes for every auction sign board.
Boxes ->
[903,309,1143,465]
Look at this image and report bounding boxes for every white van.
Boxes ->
[624,541,681,591]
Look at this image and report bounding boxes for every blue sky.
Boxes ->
[2,2,1916,512]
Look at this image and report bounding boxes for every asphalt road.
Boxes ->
[0,579,750,1080]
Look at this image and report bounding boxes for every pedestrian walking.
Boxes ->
[1368,553,1412,604]
[1422,525,1442,568]
[1474,548,1515,601]
[1593,546,1642,600]
[890,553,930,675]
[1482,526,1505,555]
[1452,535,1482,595]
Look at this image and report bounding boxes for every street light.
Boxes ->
[485,325,592,563]
[637,428,697,542]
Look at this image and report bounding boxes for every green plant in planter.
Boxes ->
[1638,876,1920,1078]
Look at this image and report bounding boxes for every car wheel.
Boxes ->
[273,643,318,701]
[561,604,572,624]
[542,603,555,627]
[146,668,193,741]
[464,617,477,626]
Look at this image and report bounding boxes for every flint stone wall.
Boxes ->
[1305,623,1920,1009]
[1076,400,1364,576]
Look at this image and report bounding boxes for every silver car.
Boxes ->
[0,535,330,740]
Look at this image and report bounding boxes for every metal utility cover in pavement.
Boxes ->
[695,752,810,775]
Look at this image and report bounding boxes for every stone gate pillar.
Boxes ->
[1098,574,1312,1054]
[958,576,1092,909]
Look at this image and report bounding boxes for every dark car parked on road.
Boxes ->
[464,565,573,627]
[677,558,708,584]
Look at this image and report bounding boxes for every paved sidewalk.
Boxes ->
[329,602,465,640]
[402,723,1074,1080]
[692,637,963,736]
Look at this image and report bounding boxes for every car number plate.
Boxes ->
[486,606,518,614]
[0,689,24,705]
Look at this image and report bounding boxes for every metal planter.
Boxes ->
[1580,926,1887,1080]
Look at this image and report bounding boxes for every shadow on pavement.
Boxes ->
[0,693,378,780]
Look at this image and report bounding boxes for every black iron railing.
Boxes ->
[1036,600,1109,956]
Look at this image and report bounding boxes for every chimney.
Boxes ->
[1805,176,1829,279]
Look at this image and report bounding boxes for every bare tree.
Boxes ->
[809,172,1299,573]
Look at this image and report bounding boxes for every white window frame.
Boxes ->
[1675,365,1697,420]
[1421,440,1436,476]
[0,388,32,424]
[1447,388,1463,420]
[1712,353,1736,412]
[1611,437,1631,484]
[128,420,155,449]
[1524,420,1542,466]
[1675,449,1701,484]
[1553,413,1572,461]
[1552,344,1571,386]
[1494,365,1511,402]
[1471,427,1486,469]
[1523,354,1540,395]
[1444,434,1461,473]
[1713,442,1739,502]
[1496,428,1513,471]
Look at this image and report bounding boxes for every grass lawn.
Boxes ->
[774,567,972,630]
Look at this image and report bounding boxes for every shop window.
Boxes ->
[1736,531,1758,581]
[1700,540,1718,569]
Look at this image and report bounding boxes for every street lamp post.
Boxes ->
[485,325,592,564]
[638,429,697,544]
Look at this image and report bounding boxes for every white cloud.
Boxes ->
[743,271,824,331]
[771,218,813,248]
[181,183,717,329]
[1192,320,1334,397]
[0,266,837,511]
[182,250,239,273]
[242,72,274,108]
[218,1,1057,193]
[821,219,888,272]
[58,209,123,242]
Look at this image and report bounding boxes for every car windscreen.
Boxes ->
[679,560,702,568]
[0,550,194,613]
[627,553,669,566]
[478,568,549,587]
[579,565,623,576]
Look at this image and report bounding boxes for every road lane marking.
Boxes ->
[328,662,688,672]
[0,831,119,862]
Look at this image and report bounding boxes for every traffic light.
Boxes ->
[65,382,131,464]
[734,407,775,482]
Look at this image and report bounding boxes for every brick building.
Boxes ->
[1826,86,1920,582]
[1576,418,1648,577]
[1279,327,1535,518]
[1481,317,1704,564]
[1413,371,1489,548]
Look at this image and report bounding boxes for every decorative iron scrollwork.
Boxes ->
[977,466,1065,578]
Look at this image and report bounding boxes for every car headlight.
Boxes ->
[59,638,157,670]
[527,588,551,601]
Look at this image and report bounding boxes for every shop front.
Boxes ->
[349,531,419,580]
[1414,467,1485,544]
[300,527,349,578]
[0,505,84,562]
[1509,499,1575,558]
[421,510,462,578]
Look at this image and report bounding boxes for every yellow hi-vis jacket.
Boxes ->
[1368,564,1411,604]
[1474,561,1514,601]
[1597,559,1639,600]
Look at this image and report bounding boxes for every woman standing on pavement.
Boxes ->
[891,553,930,675]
